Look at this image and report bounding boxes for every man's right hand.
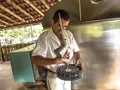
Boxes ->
[54,57,68,65]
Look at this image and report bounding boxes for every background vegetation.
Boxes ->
[0,23,43,46]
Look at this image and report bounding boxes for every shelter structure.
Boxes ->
[1,0,120,30]
[0,0,60,30]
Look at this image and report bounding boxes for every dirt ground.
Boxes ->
[0,61,47,90]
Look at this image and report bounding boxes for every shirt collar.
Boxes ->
[49,29,61,46]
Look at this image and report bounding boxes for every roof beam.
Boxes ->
[0,24,6,27]
[24,0,44,16]
[0,19,10,25]
[0,4,25,21]
[40,0,50,9]
[7,0,35,19]
[0,13,17,23]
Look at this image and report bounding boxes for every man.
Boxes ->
[32,9,83,90]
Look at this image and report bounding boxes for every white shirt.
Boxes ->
[32,29,80,72]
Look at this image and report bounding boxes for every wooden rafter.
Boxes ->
[40,0,50,9]
[0,19,10,25]
[0,4,25,21]
[0,0,59,29]
[7,0,35,19]
[24,0,44,16]
[0,13,17,23]
[0,24,6,27]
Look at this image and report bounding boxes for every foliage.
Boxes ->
[0,24,43,46]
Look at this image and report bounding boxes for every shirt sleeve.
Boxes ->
[32,32,48,57]
[69,30,80,52]
[72,36,80,52]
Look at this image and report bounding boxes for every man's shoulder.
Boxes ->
[65,30,73,36]
[41,29,50,36]
[65,29,71,33]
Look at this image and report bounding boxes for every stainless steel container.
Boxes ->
[68,20,120,90]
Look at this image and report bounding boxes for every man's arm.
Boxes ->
[74,51,84,68]
[32,55,67,66]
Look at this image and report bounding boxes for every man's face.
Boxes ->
[52,19,70,38]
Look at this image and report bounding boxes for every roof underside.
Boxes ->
[42,0,120,28]
[0,0,59,30]
[1,0,120,30]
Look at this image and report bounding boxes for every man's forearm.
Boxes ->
[32,55,56,66]
[32,55,67,66]
[74,51,82,60]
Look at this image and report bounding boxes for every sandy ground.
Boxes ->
[0,61,47,90]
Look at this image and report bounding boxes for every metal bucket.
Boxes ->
[57,64,82,81]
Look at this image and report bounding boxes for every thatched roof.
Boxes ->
[0,0,59,30]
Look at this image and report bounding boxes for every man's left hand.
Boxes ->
[76,59,84,69]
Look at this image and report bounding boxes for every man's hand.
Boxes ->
[54,57,68,65]
[76,58,84,69]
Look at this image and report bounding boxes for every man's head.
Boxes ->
[52,10,70,37]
